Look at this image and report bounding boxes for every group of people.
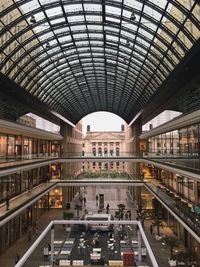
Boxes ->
[118,210,132,220]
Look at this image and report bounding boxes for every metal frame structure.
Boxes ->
[0,0,200,124]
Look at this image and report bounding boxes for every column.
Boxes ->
[130,121,142,207]
[130,120,142,178]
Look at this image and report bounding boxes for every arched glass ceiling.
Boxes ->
[0,0,199,124]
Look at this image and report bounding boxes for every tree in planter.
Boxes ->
[152,218,163,236]
[162,236,179,259]
[175,251,197,265]
[117,203,125,211]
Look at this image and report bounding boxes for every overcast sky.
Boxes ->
[82,112,125,135]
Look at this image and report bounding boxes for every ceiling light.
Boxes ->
[30,15,36,24]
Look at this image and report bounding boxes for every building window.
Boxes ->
[99,162,102,169]
[92,147,96,156]
[98,147,102,156]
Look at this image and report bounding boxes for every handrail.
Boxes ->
[0,152,200,162]
[145,182,200,242]
[15,220,159,267]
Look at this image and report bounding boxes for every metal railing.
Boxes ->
[15,220,159,267]
[145,182,200,242]
[0,152,200,163]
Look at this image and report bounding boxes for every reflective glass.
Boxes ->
[0,0,199,124]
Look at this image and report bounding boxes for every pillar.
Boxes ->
[60,121,82,178]
[130,120,142,206]
[130,120,142,178]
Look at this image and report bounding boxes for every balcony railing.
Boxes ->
[1,152,200,162]
[145,182,200,239]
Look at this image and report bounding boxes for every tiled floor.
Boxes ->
[0,189,176,267]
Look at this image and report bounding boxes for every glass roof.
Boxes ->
[0,0,200,124]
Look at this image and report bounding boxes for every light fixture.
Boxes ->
[46,42,50,49]
[130,12,136,21]
[30,15,36,24]
[55,189,58,194]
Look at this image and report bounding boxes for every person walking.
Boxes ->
[83,197,86,206]
[96,195,98,206]
[106,203,110,212]
[6,191,10,211]
[150,224,153,235]
[15,253,20,264]
[48,243,51,252]
[6,195,9,211]
[27,230,31,242]
[128,210,132,220]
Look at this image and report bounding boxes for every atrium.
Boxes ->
[0,1,200,267]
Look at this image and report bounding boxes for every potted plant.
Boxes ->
[162,236,179,265]
[176,251,197,266]
[117,203,125,211]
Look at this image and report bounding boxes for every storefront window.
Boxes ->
[179,127,188,155]
[50,164,61,179]
[51,142,60,156]
[15,136,22,157]
[172,130,179,155]
[148,137,153,152]
[116,147,120,156]
[0,135,7,158]
[188,124,199,155]
[49,188,62,208]
[7,136,15,157]
[24,138,29,156]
